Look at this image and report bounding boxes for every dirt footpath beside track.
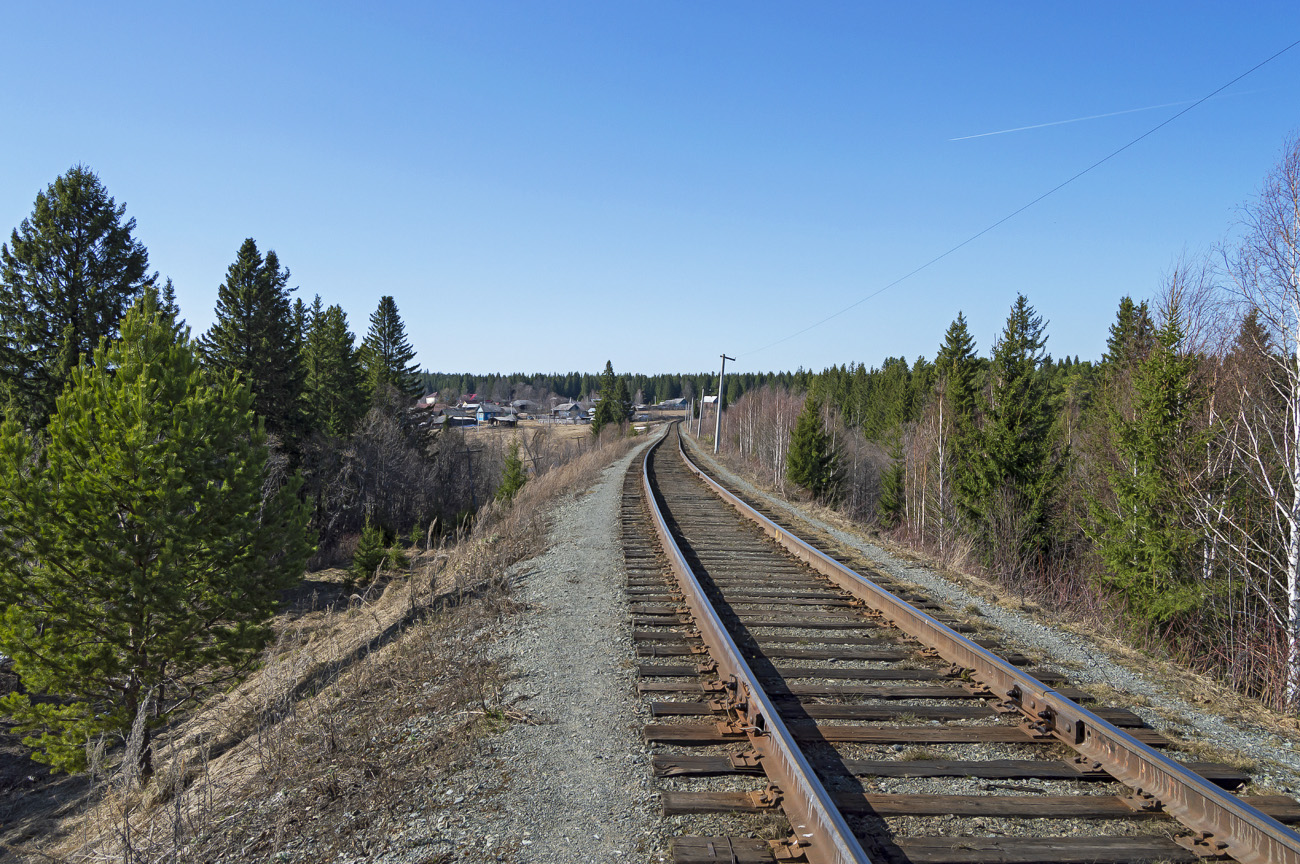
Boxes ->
[381,430,671,863]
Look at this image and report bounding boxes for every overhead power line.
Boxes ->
[741,37,1300,359]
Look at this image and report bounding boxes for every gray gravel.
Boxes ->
[684,443,1300,795]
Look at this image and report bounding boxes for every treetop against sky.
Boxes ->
[1,2,1298,375]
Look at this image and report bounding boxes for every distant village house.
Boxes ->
[551,401,584,421]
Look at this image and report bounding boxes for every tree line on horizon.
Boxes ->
[419,368,800,410]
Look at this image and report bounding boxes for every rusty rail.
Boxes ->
[642,430,875,864]
[677,430,1300,864]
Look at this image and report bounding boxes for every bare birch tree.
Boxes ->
[1220,136,1300,705]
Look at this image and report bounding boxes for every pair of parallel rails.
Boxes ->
[623,424,1300,864]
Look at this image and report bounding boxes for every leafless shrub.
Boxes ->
[304,405,507,564]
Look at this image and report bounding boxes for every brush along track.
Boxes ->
[622,424,1300,864]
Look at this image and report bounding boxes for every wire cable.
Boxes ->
[741,37,1300,359]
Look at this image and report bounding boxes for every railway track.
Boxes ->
[622,423,1300,864]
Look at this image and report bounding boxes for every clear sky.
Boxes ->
[3,3,1299,378]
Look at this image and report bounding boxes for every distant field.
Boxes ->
[460,421,589,445]
[458,408,682,446]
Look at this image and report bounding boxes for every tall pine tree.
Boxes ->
[303,296,365,436]
[361,295,421,401]
[0,166,155,430]
[201,239,306,448]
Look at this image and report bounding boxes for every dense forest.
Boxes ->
[420,369,796,408]
[716,137,1300,712]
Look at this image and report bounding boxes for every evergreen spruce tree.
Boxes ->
[292,297,308,355]
[0,166,155,429]
[591,360,622,436]
[303,296,365,436]
[963,295,1063,556]
[1101,296,1155,368]
[496,442,527,503]
[350,517,389,587]
[614,376,633,421]
[0,290,311,775]
[1087,306,1204,627]
[361,295,421,401]
[158,278,182,323]
[726,376,741,408]
[936,313,978,424]
[786,395,837,499]
[938,313,980,532]
[877,459,905,527]
[875,363,913,527]
[201,239,306,448]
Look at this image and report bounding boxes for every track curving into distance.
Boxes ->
[624,423,1300,864]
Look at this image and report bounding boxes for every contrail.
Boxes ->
[950,99,1197,140]
[739,36,1300,359]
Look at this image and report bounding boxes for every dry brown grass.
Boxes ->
[5,432,645,864]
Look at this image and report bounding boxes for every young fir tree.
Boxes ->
[496,442,528,503]
[350,517,389,586]
[962,295,1063,555]
[201,239,306,449]
[0,290,312,776]
[0,166,155,430]
[361,295,421,401]
[303,296,365,436]
[786,395,837,500]
[1087,306,1205,627]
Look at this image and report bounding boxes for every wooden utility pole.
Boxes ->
[714,354,734,454]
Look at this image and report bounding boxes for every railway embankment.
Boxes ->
[4,428,671,864]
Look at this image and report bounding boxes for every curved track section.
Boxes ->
[632,423,1300,864]
[643,430,874,864]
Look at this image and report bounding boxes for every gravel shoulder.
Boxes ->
[683,439,1300,796]
[385,431,671,863]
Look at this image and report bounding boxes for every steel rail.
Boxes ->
[642,429,875,864]
[677,432,1300,864]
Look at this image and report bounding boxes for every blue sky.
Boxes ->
[2,3,1298,378]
